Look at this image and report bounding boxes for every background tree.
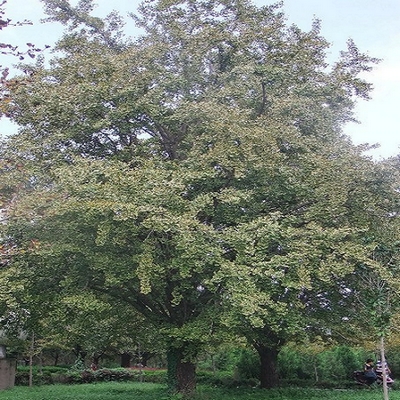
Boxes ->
[349,159,400,400]
[41,292,156,370]
[209,136,391,387]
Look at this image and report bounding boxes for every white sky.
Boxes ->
[1,0,399,160]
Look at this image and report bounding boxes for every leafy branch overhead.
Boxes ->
[0,0,50,78]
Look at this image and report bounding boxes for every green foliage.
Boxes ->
[14,370,54,387]
[196,343,376,387]
[0,382,167,400]
[69,359,85,372]
[15,367,144,386]
[234,348,260,381]
[278,345,369,383]
[138,369,168,384]
[17,365,69,374]
[384,347,400,379]
[92,368,139,382]
[0,0,395,395]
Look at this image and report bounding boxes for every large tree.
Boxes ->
[338,157,400,400]
[0,0,385,394]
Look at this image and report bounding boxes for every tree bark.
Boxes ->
[120,352,131,368]
[255,345,279,388]
[380,336,389,400]
[29,332,34,388]
[73,344,87,364]
[91,354,101,371]
[167,347,196,396]
[52,351,59,366]
[138,351,153,367]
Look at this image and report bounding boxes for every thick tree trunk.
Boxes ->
[167,347,196,396]
[255,345,279,388]
[176,359,196,395]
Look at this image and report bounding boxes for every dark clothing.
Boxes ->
[364,362,377,384]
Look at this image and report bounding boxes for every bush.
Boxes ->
[15,367,145,386]
[277,345,369,383]
[136,369,166,384]
[235,348,260,381]
[93,368,136,382]
[15,370,54,386]
[196,369,259,388]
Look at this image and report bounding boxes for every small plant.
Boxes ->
[69,359,85,372]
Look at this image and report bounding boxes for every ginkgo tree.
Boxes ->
[342,158,400,400]
[0,0,392,395]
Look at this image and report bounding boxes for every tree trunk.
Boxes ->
[133,349,153,367]
[380,336,390,400]
[52,351,59,366]
[139,351,153,367]
[91,354,101,371]
[167,347,196,396]
[313,358,319,383]
[73,344,87,364]
[255,345,279,388]
[29,332,34,388]
[120,352,131,368]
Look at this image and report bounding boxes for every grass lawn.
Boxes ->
[0,382,398,400]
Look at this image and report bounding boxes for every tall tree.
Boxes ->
[342,158,400,400]
[0,0,383,395]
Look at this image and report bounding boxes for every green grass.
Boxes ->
[0,382,167,400]
[0,382,398,400]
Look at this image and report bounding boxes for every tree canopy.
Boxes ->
[0,0,397,395]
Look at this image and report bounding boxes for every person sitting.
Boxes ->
[375,360,394,385]
[364,358,377,385]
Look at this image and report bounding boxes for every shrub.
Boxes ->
[15,370,54,386]
[93,368,136,382]
[235,349,260,381]
[136,369,166,384]
[16,367,143,386]
[196,369,259,388]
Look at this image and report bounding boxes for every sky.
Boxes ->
[0,0,399,160]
